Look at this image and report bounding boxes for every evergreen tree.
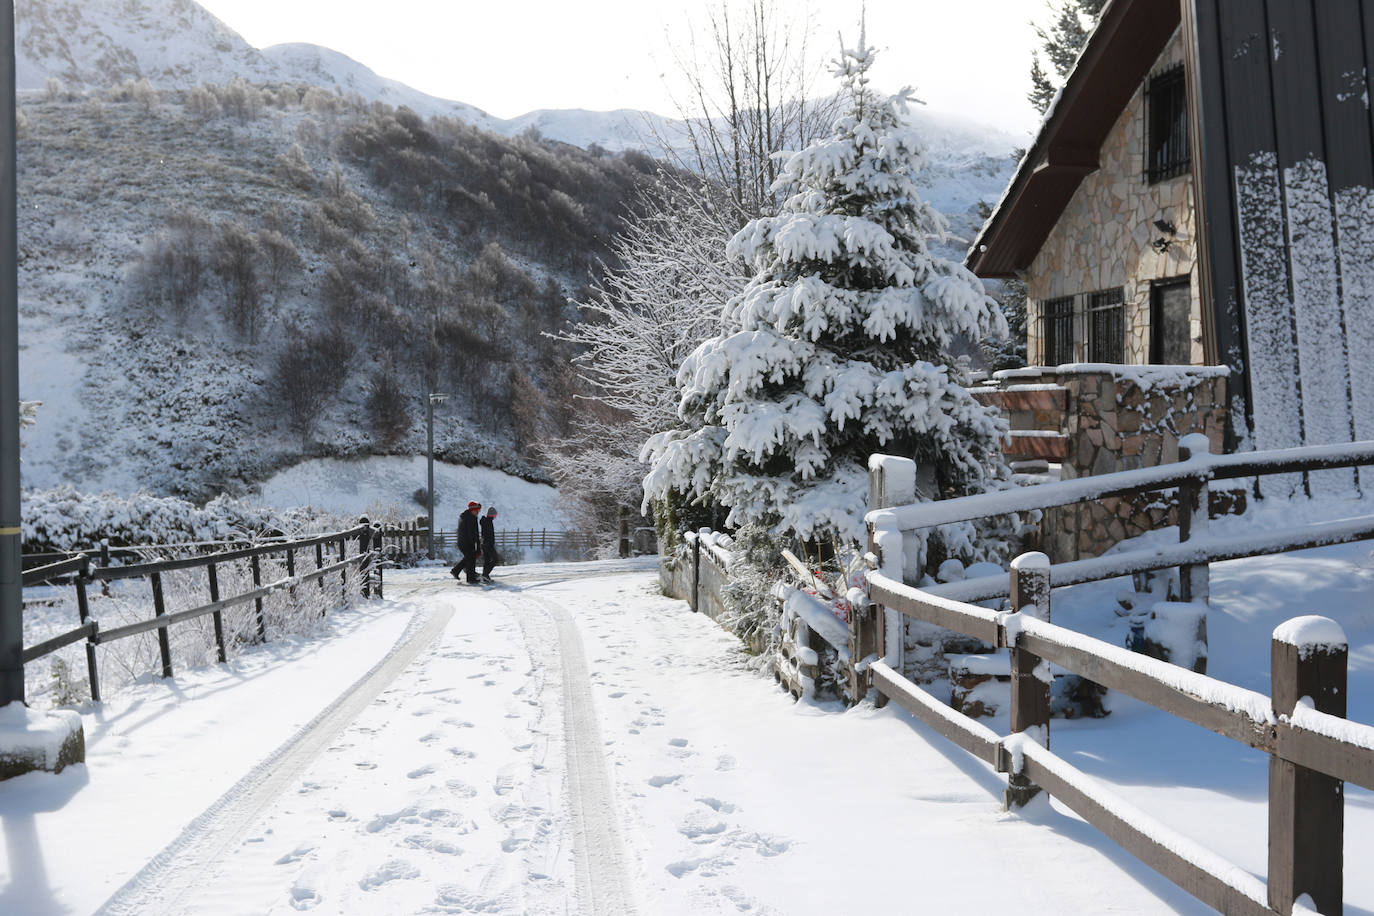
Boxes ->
[1027,0,1106,114]
[643,35,1009,547]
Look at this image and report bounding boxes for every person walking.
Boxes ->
[450,500,482,585]
[480,507,499,583]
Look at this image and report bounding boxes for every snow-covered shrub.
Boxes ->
[644,35,1009,570]
[20,485,326,552]
[714,524,790,656]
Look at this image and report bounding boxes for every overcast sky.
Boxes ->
[196,0,1044,138]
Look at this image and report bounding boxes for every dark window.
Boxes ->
[1087,288,1124,363]
[1145,65,1189,183]
[1150,277,1192,364]
[1042,296,1075,366]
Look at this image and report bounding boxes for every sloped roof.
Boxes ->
[966,0,1182,278]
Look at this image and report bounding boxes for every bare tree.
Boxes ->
[656,0,838,219]
[211,222,262,341]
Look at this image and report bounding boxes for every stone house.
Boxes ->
[963,0,1374,559]
[967,0,1374,462]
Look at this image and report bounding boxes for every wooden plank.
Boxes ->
[1019,630,1272,750]
[91,527,368,581]
[1018,746,1273,916]
[1217,0,1303,463]
[21,555,86,587]
[870,661,999,765]
[868,574,1000,643]
[1313,0,1374,442]
[1266,0,1355,485]
[22,621,98,663]
[970,387,1068,412]
[1003,432,1070,460]
[1276,720,1374,792]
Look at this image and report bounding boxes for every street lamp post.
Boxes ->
[426,393,447,559]
[0,0,22,706]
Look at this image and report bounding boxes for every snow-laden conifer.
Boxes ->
[643,34,1009,548]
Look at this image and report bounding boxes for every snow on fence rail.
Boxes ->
[19,523,383,703]
[857,437,1374,916]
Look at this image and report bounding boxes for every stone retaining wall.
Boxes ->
[980,364,1229,562]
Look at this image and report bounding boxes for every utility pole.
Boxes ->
[0,0,21,705]
[426,393,447,559]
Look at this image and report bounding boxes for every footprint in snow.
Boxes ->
[406,765,435,779]
[446,779,478,799]
[404,833,463,856]
[358,859,421,890]
[288,884,320,910]
[447,747,476,759]
[648,774,681,788]
[274,845,316,866]
[678,810,727,840]
[668,737,689,747]
[696,797,737,814]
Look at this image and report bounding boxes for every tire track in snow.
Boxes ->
[94,603,455,916]
[509,590,638,916]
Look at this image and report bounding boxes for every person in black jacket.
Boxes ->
[479,507,499,583]
[450,501,482,585]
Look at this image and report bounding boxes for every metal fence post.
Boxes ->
[1004,551,1051,809]
[1269,616,1346,915]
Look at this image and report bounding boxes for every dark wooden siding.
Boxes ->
[1188,0,1374,456]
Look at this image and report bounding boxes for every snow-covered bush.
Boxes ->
[644,36,1009,565]
[21,485,337,552]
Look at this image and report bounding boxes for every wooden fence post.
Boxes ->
[619,506,630,558]
[337,536,347,602]
[1005,551,1051,809]
[315,542,325,599]
[207,562,226,663]
[75,556,100,703]
[284,546,298,610]
[250,554,266,643]
[150,571,173,678]
[861,455,917,705]
[358,518,371,599]
[1177,432,1211,606]
[691,531,702,614]
[1269,616,1346,915]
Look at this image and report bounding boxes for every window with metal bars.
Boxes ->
[1088,288,1124,363]
[1042,296,1075,366]
[1146,65,1189,183]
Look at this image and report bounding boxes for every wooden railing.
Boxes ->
[858,437,1374,916]
[20,524,382,703]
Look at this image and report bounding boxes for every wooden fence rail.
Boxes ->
[859,437,1374,916]
[18,522,382,704]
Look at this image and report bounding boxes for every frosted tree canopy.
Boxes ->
[643,35,1009,546]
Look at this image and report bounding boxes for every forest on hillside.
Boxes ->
[18,78,667,501]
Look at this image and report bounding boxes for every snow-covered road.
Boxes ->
[3,561,1213,914]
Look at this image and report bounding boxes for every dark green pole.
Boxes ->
[0,0,23,705]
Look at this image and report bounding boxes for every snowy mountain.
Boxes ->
[13,0,1019,201]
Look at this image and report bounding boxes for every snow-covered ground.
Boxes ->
[4,513,1373,914]
[250,456,570,532]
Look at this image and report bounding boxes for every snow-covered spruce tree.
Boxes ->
[643,36,1010,563]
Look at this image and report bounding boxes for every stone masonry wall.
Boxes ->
[1024,28,1203,367]
[992,366,1229,563]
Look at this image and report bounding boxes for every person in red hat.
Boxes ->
[450,500,483,584]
